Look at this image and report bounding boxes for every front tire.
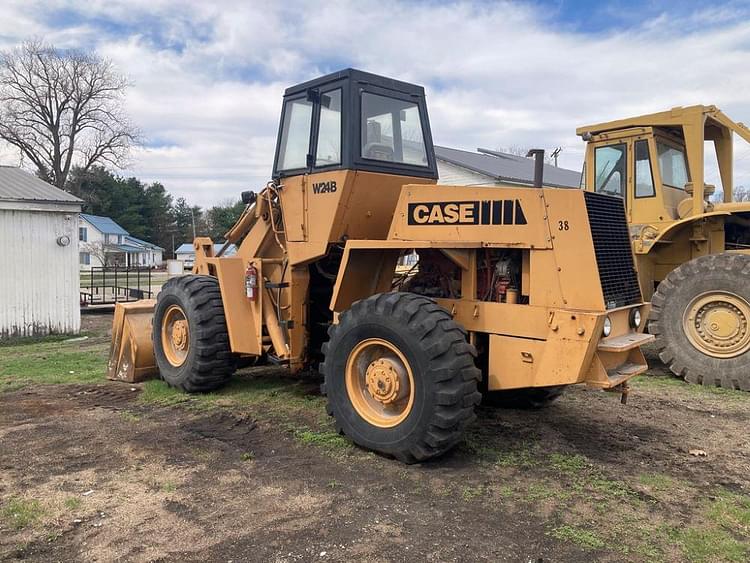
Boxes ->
[649,253,750,390]
[321,292,481,463]
[153,275,235,392]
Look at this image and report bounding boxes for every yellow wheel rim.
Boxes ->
[161,304,190,367]
[345,338,415,428]
[684,291,750,358]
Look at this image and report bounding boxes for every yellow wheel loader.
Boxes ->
[578,106,750,390]
[109,69,652,462]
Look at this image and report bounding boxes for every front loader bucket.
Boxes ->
[107,300,158,383]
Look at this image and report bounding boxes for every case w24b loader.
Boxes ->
[578,106,750,390]
[110,69,652,463]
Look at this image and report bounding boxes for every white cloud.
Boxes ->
[1,0,750,205]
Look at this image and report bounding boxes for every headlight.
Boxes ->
[602,316,612,337]
[630,308,642,329]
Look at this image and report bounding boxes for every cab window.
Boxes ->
[278,98,313,171]
[595,143,626,197]
[634,140,655,198]
[361,92,428,166]
[657,142,689,189]
[315,89,342,167]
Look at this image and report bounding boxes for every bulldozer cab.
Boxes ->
[273,68,438,180]
[578,105,750,227]
[269,69,438,262]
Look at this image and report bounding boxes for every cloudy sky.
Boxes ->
[1,0,750,206]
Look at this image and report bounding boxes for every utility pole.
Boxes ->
[191,209,196,239]
[550,147,562,167]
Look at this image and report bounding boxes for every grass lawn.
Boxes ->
[2,326,749,562]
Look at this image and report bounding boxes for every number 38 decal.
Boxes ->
[558,220,570,231]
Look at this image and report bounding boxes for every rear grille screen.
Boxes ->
[583,192,642,309]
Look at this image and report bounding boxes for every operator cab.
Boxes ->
[578,106,750,227]
[583,129,691,223]
[272,68,438,180]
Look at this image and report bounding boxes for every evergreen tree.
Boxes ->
[206,199,245,240]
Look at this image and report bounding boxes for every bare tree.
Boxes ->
[0,40,138,189]
[496,145,555,165]
[81,241,115,267]
[712,185,749,203]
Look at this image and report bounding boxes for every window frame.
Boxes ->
[354,83,435,176]
[655,136,690,191]
[633,139,656,199]
[359,91,429,169]
[594,142,628,198]
[312,85,346,172]
[273,93,316,176]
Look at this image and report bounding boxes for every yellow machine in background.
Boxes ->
[578,106,750,390]
[110,69,652,462]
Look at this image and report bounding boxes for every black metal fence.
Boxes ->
[80,266,153,307]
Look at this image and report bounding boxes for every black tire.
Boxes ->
[320,292,481,463]
[153,275,235,392]
[649,253,750,390]
[483,386,566,409]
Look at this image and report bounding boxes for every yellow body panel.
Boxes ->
[330,183,650,390]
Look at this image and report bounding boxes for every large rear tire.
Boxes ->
[649,253,750,390]
[321,292,481,463]
[153,275,235,392]
[483,386,566,409]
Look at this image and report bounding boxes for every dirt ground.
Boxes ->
[1,314,749,562]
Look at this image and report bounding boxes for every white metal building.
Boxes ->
[0,167,82,339]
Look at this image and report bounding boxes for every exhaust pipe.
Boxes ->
[526,149,545,188]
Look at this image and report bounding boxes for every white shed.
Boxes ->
[0,167,83,339]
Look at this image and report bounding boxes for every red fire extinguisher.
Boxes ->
[245,263,258,301]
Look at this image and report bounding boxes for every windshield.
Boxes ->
[657,141,689,189]
[361,92,428,166]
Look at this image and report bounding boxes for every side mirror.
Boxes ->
[241,191,257,205]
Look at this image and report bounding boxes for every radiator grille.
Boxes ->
[583,192,642,309]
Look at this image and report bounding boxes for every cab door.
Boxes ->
[275,94,314,241]
[593,141,628,201]
[630,137,659,224]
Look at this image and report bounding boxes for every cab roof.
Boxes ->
[576,105,750,146]
[284,68,426,98]
[577,105,717,136]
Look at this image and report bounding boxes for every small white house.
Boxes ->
[0,166,82,339]
[78,213,164,269]
[175,242,237,269]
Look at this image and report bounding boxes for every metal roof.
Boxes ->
[80,213,129,236]
[435,146,581,189]
[125,235,165,251]
[0,166,82,204]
